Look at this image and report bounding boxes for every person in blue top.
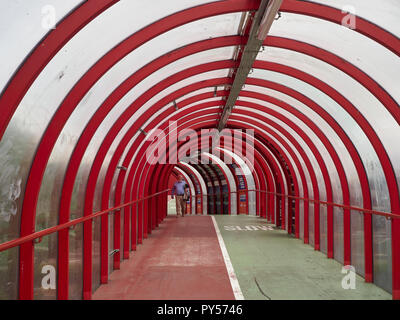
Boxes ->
[171,175,190,217]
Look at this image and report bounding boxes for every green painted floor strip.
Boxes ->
[213,214,391,300]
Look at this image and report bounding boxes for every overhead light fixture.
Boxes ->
[256,0,283,41]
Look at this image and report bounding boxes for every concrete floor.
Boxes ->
[93,213,391,300]
[93,215,234,300]
[214,214,391,300]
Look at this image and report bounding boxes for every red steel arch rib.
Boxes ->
[0,0,119,139]
[281,0,400,57]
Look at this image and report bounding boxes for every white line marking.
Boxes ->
[211,216,244,300]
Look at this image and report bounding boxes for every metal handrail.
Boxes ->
[204,189,399,220]
[1,187,398,252]
[0,189,170,253]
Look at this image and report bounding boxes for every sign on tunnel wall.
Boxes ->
[188,173,202,214]
[231,163,247,215]
[196,195,202,214]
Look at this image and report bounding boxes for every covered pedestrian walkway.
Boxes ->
[0,0,399,300]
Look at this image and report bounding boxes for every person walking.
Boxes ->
[171,175,189,217]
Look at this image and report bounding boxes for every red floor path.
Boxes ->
[93,215,235,300]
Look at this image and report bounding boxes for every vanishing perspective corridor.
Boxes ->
[0,0,399,301]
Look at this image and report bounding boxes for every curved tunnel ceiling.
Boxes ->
[0,0,399,300]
